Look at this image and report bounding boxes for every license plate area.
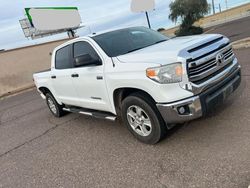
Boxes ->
[222,84,234,101]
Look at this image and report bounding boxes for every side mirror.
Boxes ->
[74,54,102,67]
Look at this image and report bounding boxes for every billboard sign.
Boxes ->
[25,7,81,31]
[131,0,155,13]
[19,18,80,39]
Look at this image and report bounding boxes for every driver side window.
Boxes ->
[73,42,101,67]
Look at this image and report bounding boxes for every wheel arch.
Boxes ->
[113,87,156,116]
[38,87,62,105]
[38,87,52,95]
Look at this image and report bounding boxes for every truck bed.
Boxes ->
[35,69,51,74]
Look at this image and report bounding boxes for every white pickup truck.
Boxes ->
[33,27,241,144]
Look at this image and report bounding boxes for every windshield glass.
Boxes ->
[92,27,169,57]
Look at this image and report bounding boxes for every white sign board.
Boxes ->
[28,8,81,31]
[131,0,155,12]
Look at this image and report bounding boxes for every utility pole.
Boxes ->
[219,3,222,12]
[145,11,151,29]
[212,0,215,14]
[130,0,155,29]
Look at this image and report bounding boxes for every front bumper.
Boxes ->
[157,63,241,124]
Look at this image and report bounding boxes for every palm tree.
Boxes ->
[169,0,210,36]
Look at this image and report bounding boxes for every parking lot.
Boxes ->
[0,48,249,188]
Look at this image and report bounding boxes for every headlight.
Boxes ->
[146,63,183,84]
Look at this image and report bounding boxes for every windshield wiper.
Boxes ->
[154,39,168,44]
[126,39,168,54]
[127,47,145,53]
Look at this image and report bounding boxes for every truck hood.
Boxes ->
[116,34,224,65]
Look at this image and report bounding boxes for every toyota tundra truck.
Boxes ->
[33,26,241,144]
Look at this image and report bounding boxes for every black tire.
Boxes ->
[121,92,167,144]
[45,93,65,118]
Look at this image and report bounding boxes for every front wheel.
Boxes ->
[121,93,167,144]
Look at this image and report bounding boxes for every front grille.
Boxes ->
[187,44,235,84]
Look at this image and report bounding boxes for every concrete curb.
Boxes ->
[232,37,250,50]
[0,84,35,100]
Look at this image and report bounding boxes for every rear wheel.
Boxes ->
[46,93,65,117]
[121,92,167,144]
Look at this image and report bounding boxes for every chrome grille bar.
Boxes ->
[187,44,235,84]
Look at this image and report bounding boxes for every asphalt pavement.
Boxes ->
[0,48,250,188]
[206,16,250,42]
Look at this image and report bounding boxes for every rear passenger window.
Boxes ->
[55,45,72,69]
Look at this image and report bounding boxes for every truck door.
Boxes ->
[51,44,79,106]
[70,41,112,112]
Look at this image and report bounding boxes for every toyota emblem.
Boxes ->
[216,53,225,66]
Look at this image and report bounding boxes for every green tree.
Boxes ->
[169,0,210,36]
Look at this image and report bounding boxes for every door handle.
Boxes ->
[71,74,79,78]
[96,76,103,80]
[51,75,56,79]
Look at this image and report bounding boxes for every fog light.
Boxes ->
[177,105,190,115]
[178,107,186,114]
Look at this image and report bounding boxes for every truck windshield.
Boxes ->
[92,27,169,57]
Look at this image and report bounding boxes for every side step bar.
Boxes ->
[63,107,117,121]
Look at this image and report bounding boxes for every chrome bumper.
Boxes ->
[157,63,241,124]
[157,96,203,124]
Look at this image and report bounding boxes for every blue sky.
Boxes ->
[0,0,249,50]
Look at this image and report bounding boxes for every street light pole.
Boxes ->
[145,11,151,29]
